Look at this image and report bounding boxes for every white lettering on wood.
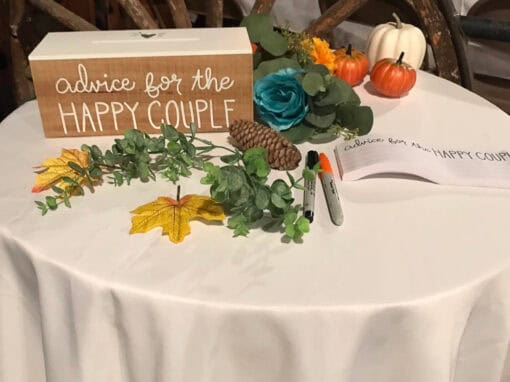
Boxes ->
[191,67,234,92]
[57,102,79,135]
[55,64,136,94]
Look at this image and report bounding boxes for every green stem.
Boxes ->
[192,136,238,154]
[292,176,304,186]
[392,12,402,29]
[96,163,123,170]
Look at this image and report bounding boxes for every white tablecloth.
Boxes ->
[2,72,510,382]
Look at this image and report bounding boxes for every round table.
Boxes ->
[2,72,510,382]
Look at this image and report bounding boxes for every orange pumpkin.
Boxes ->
[370,52,417,97]
[334,44,369,86]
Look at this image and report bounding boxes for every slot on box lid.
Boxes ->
[29,27,251,61]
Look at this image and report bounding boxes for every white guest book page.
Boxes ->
[334,135,510,189]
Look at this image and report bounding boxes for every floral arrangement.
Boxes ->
[241,14,373,143]
[31,15,380,245]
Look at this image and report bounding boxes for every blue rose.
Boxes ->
[253,68,308,131]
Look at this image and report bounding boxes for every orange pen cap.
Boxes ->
[319,152,333,178]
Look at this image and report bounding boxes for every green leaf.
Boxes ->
[354,106,374,135]
[296,216,310,233]
[200,163,220,184]
[62,176,79,186]
[243,148,270,179]
[167,140,180,155]
[301,72,325,96]
[253,57,301,82]
[227,213,250,237]
[91,145,103,160]
[284,211,297,225]
[104,151,115,167]
[271,179,290,196]
[260,31,288,56]
[233,225,250,237]
[161,124,179,140]
[89,167,102,178]
[304,64,330,76]
[113,172,124,186]
[226,169,244,191]
[280,123,315,144]
[285,224,296,238]
[307,130,341,144]
[244,205,264,222]
[68,161,86,176]
[336,105,374,135]
[63,193,71,208]
[36,202,48,215]
[271,193,287,209]
[138,162,150,180]
[305,112,336,128]
[345,90,361,105]
[240,14,273,43]
[124,129,145,148]
[253,49,263,68]
[211,188,228,202]
[255,187,270,209]
[303,168,316,181]
[270,180,292,207]
[35,201,46,208]
[286,172,296,186]
[315,80,353,106]
[51,185,64,194]
[310,103,337,116]
[36,200,48,214]
[220,153,241,164]
[45,196,58,210]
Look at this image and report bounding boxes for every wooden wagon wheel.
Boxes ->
[250,0,471,89]
[303,0,472,88]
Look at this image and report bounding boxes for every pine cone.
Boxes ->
[229,120,302,170]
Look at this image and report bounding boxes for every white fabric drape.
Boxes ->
[2,70,510,381]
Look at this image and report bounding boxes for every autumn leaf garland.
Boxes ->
[32,125,316,243]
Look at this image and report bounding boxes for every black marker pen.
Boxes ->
[303,150,319,222]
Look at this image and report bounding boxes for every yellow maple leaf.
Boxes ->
[130,194,225,244]
[32,149,89,193]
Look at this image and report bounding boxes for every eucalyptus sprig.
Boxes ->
[35,125,318,241]
[201,147,313,240]
[281,64,374,144]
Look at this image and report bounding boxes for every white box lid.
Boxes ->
[29,27,251,60]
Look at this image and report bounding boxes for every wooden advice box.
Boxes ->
[28,28,253,137]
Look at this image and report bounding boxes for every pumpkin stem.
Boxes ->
[177,185,181,202]
[392,12,402,29]
[346,43,352,56]
[396,51,405,65]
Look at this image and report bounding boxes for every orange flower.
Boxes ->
[308,37,336,73]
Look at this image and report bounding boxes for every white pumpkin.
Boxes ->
[366,13,426,70]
